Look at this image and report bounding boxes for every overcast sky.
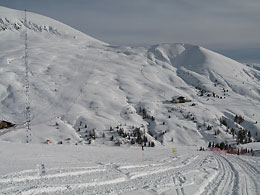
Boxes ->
[1,0,260,61]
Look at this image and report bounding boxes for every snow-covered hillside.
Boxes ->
[0,6,259,148]
[0,6,104,44]
[0,6,260,195]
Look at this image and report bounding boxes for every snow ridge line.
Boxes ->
[139,154,210,194]
[2,154,199,194]
[0,165,102,178]
[21,176,128,195]
[0,168,106,184]
[128,155,198,179]
[118,155,179,170]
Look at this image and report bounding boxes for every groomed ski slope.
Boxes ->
[0,141,259,195]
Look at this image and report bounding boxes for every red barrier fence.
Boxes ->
[210,147,250,155]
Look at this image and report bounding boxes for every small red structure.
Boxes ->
[210,147,251,156]
[46,139,52,144]
[210,147,227,155]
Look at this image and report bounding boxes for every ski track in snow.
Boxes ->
[200,155,239,195]
[0,152,258,195]
[200,154,260,195]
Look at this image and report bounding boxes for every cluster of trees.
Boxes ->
[184,112,196,122]
[208,141,254,155]
[133,127,154,146]
[110,125,155,147]
[234,115,244,124]
[169,106,196,124]
[214,129,221,135]
[220,118,228,126]
[76,121,88,132]
[74,117,159,146]
[75,121,97,144]
[237,129,252,144]
[88,129,96,139]
[208,141,230,150]
[195,85,227,99]
[138,107,155,121]
[117,127,128,138]
[207,125,213,130]
[219,115,253,144]
[196,86,215,97]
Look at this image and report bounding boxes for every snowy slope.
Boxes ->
[0,141,260,195]
[0,6,260,195]
[0,6,105,44]
[0,6,259,148]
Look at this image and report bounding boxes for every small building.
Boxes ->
[172,96,191,104]
[0,120,15,129]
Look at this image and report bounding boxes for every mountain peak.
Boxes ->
[0,6,259,146]
[0,6,106,45]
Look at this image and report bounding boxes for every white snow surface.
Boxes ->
[0,141,260,195]
[1,11,259,144]
[0,5,260,146]
[0,6,260,194]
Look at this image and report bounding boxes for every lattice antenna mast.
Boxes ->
[24,9,31,143]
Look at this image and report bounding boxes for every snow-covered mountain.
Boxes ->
[1,6,260,195]
[0,6,259,147]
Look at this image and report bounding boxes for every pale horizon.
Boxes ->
[1,0,260,61]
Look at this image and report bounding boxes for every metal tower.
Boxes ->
[24,9,31,143]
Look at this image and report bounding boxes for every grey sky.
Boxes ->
[1,0,260,61]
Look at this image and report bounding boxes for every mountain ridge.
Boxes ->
[0,5,106,45]
[0,6,259,147]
